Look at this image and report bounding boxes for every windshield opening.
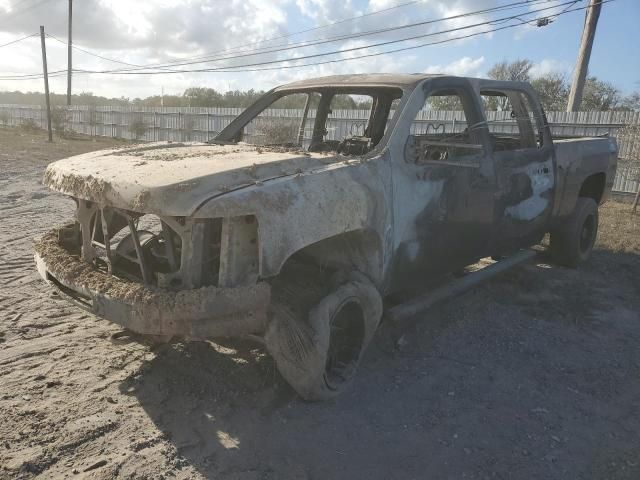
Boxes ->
[220,87,404,156]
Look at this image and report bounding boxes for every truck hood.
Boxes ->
[43,142,339,216]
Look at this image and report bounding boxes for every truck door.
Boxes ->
[390,78,496,286]
[478,86,554,253]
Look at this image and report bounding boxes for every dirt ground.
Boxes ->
[1,128,640,480]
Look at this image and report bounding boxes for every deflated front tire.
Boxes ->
[266,269,382,401]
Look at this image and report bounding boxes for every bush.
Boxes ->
[129,118,148,140]
[0,111,9,126]
[18,118,40,132]
[256,118,299,145]
[51,106,74,138]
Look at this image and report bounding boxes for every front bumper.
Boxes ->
[34,230,270,339]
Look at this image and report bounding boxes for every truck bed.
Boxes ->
[552,136,618,218]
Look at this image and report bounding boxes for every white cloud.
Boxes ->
[0,0,576,98]
[423,56,485,76]
[530,58,571,78]
[296,0,357,23]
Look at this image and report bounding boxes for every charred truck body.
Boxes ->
[35,74,617,400]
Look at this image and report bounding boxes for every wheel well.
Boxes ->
[579,173,606,204]
[277,229,383,286]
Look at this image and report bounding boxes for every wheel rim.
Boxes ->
[324,299,365,391]
[579,214,596,254]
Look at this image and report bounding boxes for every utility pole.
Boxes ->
[40,26,53,142]
[67,0,72,105]
[567,0,603,112]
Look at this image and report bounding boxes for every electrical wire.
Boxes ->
[77,0,598,76]
[8,0,427,75]
[0,32,38,48]
[0,69,67,80]
[68,0,557,74]
[190,0,426,57]
[150,2,600,75]
[45,33,145,68]
[0,0,613,81]
[7,0,553,79]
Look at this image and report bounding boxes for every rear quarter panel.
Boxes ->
[552,137,617,219]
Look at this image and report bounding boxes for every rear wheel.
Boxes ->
[550,197,599,268]
[266,270,382,401]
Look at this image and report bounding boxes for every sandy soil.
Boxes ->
[1,128,640,480]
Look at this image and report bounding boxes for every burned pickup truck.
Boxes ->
[35,74,617,400]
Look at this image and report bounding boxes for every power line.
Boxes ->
[45,33,144,68]
[0,32,38,48]
[122,0,427,70]
[0,1,589,80]
[147,1,608,75]
[0,69,66,80]
[4,0,427,76]
[44,33,187,75]
[80,0,594,76]
[0,0,614,81]
[80,0,555,74]
[35,0,547,76]
[11,0,551,81]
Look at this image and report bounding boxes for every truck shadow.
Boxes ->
[118,338,305,476]
[118,247,640,479]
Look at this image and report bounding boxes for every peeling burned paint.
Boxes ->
[504,160,554,222]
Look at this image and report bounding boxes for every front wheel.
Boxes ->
[266,272,382,401]
[550,197,599,268]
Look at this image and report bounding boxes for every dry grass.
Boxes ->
[597,201,640,253]
[0,125,130,164]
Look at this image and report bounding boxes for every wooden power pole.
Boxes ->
[40,26,53,142]
[567,0,603,112]
[67,0,72,105]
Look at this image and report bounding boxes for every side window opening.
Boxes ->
[481,90,539,151]
[310,90,402,155]
[325,93,374,141]
[241,93,313,147]
[238,88,402,155]
[406,89,484,165]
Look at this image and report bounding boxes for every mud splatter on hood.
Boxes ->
[43,142,339,216]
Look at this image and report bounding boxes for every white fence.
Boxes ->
[1,104,639,193]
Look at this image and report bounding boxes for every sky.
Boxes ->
[0,0,638,99]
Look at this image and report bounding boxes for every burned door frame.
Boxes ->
[477,80,555,252]
[387,77,496,289]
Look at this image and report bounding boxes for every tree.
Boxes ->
[486,59,631,112]
[530,73,570,111]
[581,76,622,111]
[183,87,223,107]
[426,94,463,111]
[622,91,640,111]
[488,59,533,82]
[486,59,534,110]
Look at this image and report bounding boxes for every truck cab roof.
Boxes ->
[275,73,537,96]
